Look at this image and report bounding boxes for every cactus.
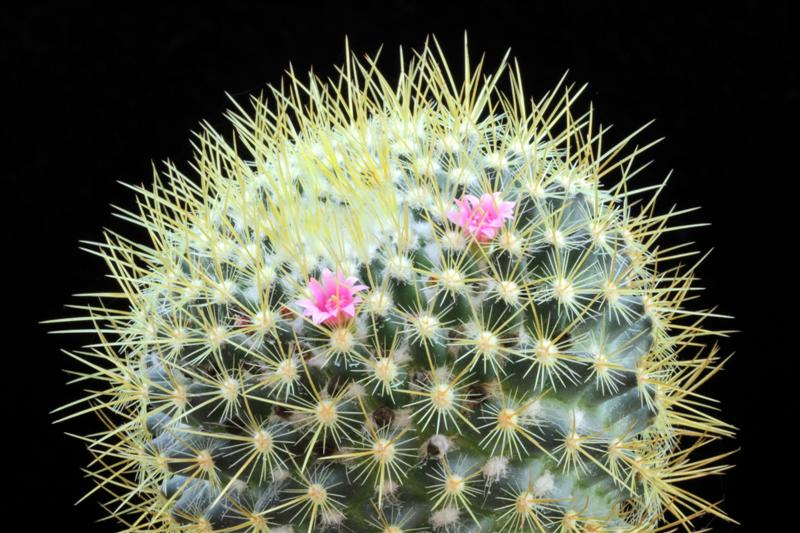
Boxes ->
[51,38,735,532]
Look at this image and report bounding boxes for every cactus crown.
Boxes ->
[52,38,734,532]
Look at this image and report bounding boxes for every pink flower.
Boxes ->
[295,268,368,326]
[447,192,515,243]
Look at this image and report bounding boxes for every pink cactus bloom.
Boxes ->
[295,268,368,326]
[447,192,516,243]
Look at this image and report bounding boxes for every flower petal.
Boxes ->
[307,279,325,302]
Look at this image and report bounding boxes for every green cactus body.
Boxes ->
[53,41,734,532]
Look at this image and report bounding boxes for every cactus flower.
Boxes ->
[447,192,515,242]
[296,268,368,325]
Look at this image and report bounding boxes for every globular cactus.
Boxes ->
[52,39,735,532]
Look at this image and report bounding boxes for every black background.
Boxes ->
[5,2,793,531]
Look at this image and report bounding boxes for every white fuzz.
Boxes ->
[431,366,452,383]
[509,139,536,158]
[346,381,366,399]
[553,277,576,304]
[251,309,277,334]
[441,229,467,251]
[412,312,440,340]
[497,230,523,255]
[405,185,433,208]
[438,268,465,292]
[377,479,400,499]
[386,254,414,281]
[271,467,291,483]
[589,220,608,244]
[544,227,566,248]
[525,177,548,198]
[290,313,305,333]
[422,434,454,457]
[430,506,461,531]
[482,456,510,484]
[533,471,555,496]
[439,134,461,153]
[241,285,260,305]
[571,408,586,431]
[213,279,237,303]
[321,509,345,527]
[307,351,328,368]
[392,408,413,430]
[495,279,521,305]
[448,166,477,187]
[423,240,441,265]
[412,219,434,240]
[521,398,543,423]
[485,150,509,170]
[206,324,227,347]
[355,313,370,338]
[392,346,411,365]
[213,239,234,260]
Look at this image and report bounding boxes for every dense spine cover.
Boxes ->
[51,39,735,532]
